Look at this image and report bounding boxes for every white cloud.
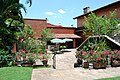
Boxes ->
[45,12,54,15]
[58,9,66,14]
[54,16,57,18]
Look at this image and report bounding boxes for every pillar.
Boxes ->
[73,38,76,48]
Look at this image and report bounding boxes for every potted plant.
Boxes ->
[60,46,66,51]
[77,50,91,68]
[16,50,37,67]
[38,49,50,66]
[16,37,42,66]
[81,51,91,68]
[91,51,108,69]
[111,50,120,67]
[41,53,49,66]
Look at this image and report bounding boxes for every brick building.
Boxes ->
[74,1,120,44]
[24,18,81,48]
[24,18,47,38]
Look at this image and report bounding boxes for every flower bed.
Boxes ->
[75,36,120,69]
[111,50,120,67]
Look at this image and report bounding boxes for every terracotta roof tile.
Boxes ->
[54,34,81,38]
[47,23,62,28]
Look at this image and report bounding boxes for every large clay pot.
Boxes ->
[111,59,120,67]
[93,62,107,69]
[82,62,89,68]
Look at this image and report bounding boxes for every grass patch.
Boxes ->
[97,76,120,80]
[0,67,32,80]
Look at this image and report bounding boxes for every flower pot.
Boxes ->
[82,62,89,68]
[111,60,120,67]
[93,62,107,69]
[77,58,82,65]
[21,61,33,67]
[42,60,48,66]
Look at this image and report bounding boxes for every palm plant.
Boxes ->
[0,0,32,51]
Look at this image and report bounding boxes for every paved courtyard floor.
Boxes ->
[31,49,120,80]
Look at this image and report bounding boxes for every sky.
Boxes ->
[20,0,118,27]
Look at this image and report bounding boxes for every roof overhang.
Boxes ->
[54,34,81,38]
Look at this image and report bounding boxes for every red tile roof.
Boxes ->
[47,23,63,28]
[54,34,81,38]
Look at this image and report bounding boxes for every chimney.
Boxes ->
[83,7,90,14]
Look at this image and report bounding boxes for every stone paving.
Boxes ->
[56,49,76,69]
[31,49,120,80]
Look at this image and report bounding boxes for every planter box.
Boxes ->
[82,62,89,68]
[42,60,48,66]
[21,62,33,67]
[93,62,107,69]
[111,60,120,67]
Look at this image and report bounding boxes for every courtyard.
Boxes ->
[31,49,120,80]
[0,1,120,80]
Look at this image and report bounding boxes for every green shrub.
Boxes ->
[0,49,14,67]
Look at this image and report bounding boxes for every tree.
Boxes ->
[17,25,42,62]
[83,11,119,37]
[41,28,54,49]
[25,0,32,7]
[0,0,32,52]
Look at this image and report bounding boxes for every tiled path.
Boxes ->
[31,49,120,80]
[56,49,76,69]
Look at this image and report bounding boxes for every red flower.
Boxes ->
[20,49,25,53]
[106,50,111,54]
[90,50,94,54]
[17,55,21,59]
[118,50,120,53]
[40,52,42,55]
[114,50,118,54]
[97,56,101,61]
[82,51,87,55]
[102,51,106,55]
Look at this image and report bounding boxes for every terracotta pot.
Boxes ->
[111,59,120,67]
[93,62,107,69]
[82,62,89,68]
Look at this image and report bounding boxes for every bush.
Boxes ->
[0,49,14,67]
